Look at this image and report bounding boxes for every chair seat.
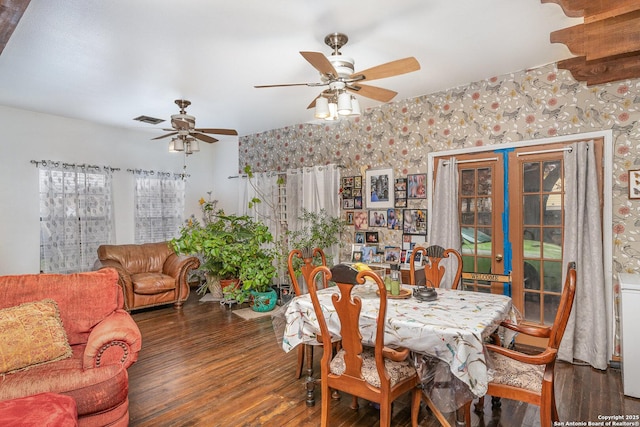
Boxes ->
[489,351,544,393]
[330,347,416,388]
[131,273,175,295]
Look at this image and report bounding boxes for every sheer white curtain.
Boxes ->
[429,158,461,289]
[134,172,185,243]
[559,140,608,370]
[38,161,114,273]
[286,164,341,263]
[237,172,280,235]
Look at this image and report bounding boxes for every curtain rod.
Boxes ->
[442,157,499,166]
[127,168,186,179]
[228,163,345,179]
[516,146,574,157]
[31,160,120,171]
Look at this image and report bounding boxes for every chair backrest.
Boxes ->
[409,245,463,289]
[308,264,391,390]
[549,261,577,350]
[97,242,173,274]
[287,247,327,296]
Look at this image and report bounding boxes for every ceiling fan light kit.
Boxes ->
[255,32,420,120]
[152,99,237,156]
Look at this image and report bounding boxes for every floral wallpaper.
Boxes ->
[240,63,640,356]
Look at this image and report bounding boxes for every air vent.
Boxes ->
[133,115,165,125]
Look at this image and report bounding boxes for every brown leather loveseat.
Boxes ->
[94,242,200,311]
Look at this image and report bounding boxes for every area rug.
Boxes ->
[232,307,274,320]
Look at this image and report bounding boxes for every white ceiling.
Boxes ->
[0,0,581,139]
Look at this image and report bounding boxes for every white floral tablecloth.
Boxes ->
[282,284,518,398]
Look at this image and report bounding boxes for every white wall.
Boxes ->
[0,105,239,275]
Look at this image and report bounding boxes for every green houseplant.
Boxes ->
[287,208,347,275]
[171,195,277,309]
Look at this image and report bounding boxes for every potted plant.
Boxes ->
[286,208,347,287]
[171,195,277,310]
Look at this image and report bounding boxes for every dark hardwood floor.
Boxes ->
[128,291,640,426]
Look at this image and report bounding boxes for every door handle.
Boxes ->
[495,254,503,262]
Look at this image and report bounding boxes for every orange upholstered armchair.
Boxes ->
[0,269,142,427]
[94,242,200,311]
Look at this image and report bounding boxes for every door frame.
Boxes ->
[427,130,614,362]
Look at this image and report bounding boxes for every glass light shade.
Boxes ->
[174,137,184,151]
[337,92,352,115]
[169,138,178,152]
[190,139,200,152]
[326,102,338,121]
[314,97,329,119]
[349,97,361,116]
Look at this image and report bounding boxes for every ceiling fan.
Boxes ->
[254,33,421,114]
[152,100,238,151]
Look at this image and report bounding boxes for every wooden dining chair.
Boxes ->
[409,245,463,289]
[307,263,422,427]
[474,261,577,427]
[287,247,328,380]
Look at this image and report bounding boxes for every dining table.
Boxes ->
[278,281,520,422]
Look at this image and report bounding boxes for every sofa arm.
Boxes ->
[83,309,142,370]
[164,253,200,302]
[94,260,134,310]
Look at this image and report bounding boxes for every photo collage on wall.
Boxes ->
[341,175,363,210]
[348,170,429,267]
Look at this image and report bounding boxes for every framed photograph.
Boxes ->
[368,209,388,227]
[630,170,640,199]
[342,198,354,209]
[387,208,402,230]
[362,246,377,263]
[384,246,401,264]
[342,187,353,198]
[365,231,379,244]
[342,176,354,187]
[354,231,365,244]
[403,209,427,235]
[345,210,354,225]
[354,175,363,189]
[400,249,408,264]
[403,249,423,268]
[354,196,363,209]
[372,254,384,264]
[366,168,394,209]
[353,211,368,230]
[351,251,363,262]
[394,177,407,191]
[407,173,427,199]
[395,197,407,208]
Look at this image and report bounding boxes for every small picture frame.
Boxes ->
[403,209,428,235]
[354,196,363,210]
[368,209,388,227]
[343,198,354,209]
[387,208,402,230]
[354,231,365,244]
[354,211,368,230]
[365,231,379,244]
[366,168,394,208]
[630,170,640,199]
[354,175,363,189]
[351,251,363,262]
[384,246,401,264]
[407,173,427,199]
[345,210,354,225]
[362,246,378,263]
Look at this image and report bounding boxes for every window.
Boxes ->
[38,162,114,273]
[134,173,185,243]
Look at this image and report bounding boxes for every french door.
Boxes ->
[443,139,603,328]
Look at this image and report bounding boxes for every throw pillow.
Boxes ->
[0,299,72,374]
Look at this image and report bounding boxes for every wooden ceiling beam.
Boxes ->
[0,0,31,56]
[545,0,640,86]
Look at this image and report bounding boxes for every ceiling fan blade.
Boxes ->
[300,51,337,79]
[194,128,238,136]
[351,57,420,82]
[347,83,397,102]
[193,133,219,144]
[255,83,313,88]
[151,132,178,140]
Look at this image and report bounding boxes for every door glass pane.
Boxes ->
[520,156,565,326]
[524,292,540,323]
[460,166,495,293]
